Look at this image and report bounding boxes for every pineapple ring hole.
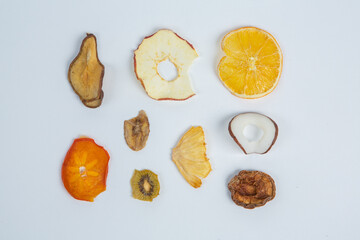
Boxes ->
[157,58,178,81]
[243,124,264,142]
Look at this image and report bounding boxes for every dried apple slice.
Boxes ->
[124,110,150,151]
[61,138,110,202]
[134,29,198,100]
[229,113,278,154]
[172,126,211,188]
[68,33,105,108]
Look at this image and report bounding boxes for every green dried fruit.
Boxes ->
[130,169,160,202]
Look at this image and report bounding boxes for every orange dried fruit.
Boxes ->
[172,126,211,188]
[218,27,283,99]
[134,29,198,100]
[228,170,276,209]
[68,34,105,108]
[124,110,150,151]
[62,138,110,202]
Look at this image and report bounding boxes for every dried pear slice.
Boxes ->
[124,110,150,151]
[83,90,103,108]
[130,169,160,202]
[172,126,211,188]
[68,33,105,108]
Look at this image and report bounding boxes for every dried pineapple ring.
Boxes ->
[134,29,198,100]
[172,126,211,188]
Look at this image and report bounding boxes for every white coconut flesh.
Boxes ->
[134,29,198,100]
[229,113,278,154]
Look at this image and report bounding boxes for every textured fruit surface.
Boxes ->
[130,169,160,202]
[172,126,211,188]
[228,170,276,209]
[134,29,198,100]
[68,34,104,108]
[62,138,109,202]
[124,110,150,151]
[218,27,282,99]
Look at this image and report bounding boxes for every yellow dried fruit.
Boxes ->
[124,110,150,151]
[130,169,160,202]
[218,27,282,99]
[68,33,105,108]
[172,126,211,188]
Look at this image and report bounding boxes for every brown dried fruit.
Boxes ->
[228,170,276,209]
[68,33,104,108]
[124,110,150,151]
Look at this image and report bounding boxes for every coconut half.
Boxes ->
[228,113,278,154]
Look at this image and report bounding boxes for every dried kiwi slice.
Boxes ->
[130,169,160,202]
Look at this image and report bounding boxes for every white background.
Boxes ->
[1,0,360,239]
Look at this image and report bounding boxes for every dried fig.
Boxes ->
[124,110,150,151]
[68,33,104,108]
[228,170,276,209]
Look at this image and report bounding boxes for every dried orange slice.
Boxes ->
[62,138,110,202]
[172,126,211,188]
[218,27,283,98]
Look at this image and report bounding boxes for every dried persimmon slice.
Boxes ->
[62,138,110,202]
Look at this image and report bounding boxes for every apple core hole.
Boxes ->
[243,124,264,142]
[158,59,178,81]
